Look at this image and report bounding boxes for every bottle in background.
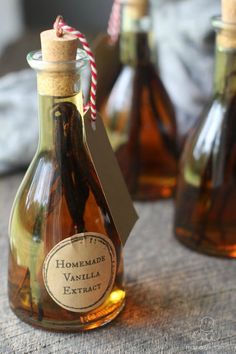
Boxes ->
[100,0,179,200]
[174,3,236,258]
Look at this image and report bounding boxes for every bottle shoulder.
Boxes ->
[9,148,115,236]
[180,95,236,187]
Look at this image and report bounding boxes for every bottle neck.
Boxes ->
[27,50,88,153]
[120,3,150,66]
[120,31,151,66]
[37,91,83,152]
[213,42,236,99]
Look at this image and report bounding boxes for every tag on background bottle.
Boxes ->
[83,110,138,245]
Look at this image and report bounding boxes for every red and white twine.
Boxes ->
[54,16,97,121]
[107,0,121,43]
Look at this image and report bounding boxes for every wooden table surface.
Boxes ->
[0,173,236,354]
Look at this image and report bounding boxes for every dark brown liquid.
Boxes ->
[174,94,236,257]
[100,33,179,200]
[8,97,125,331]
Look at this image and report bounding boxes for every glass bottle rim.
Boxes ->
[212,15,236,33]
[27,48,89,72]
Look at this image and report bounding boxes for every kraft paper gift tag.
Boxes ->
[83,110,138,245]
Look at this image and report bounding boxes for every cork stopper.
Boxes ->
[40,29,78,62]
[218,0,236,48]
[38,28,79,96]
[222,0,236,23]
[122,0,149,18]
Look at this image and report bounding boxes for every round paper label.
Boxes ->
[43,232,117,313]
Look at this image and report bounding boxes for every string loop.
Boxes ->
[53,17,97,121]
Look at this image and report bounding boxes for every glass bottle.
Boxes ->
[8,47,125,331]
[99,0,179,200]
[174,17,236,257]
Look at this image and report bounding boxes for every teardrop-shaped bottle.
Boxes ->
[99,0,179,200]
[174,15,236,257]
[8,30,125,331]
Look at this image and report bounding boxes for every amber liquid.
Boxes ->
[8,94,125,331]
[100,32,178,200]
[175,94,236,257]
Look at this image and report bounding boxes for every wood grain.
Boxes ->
[0,174,236,353]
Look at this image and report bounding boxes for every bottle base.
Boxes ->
[175,228,236,258]
[9,296,125,332]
